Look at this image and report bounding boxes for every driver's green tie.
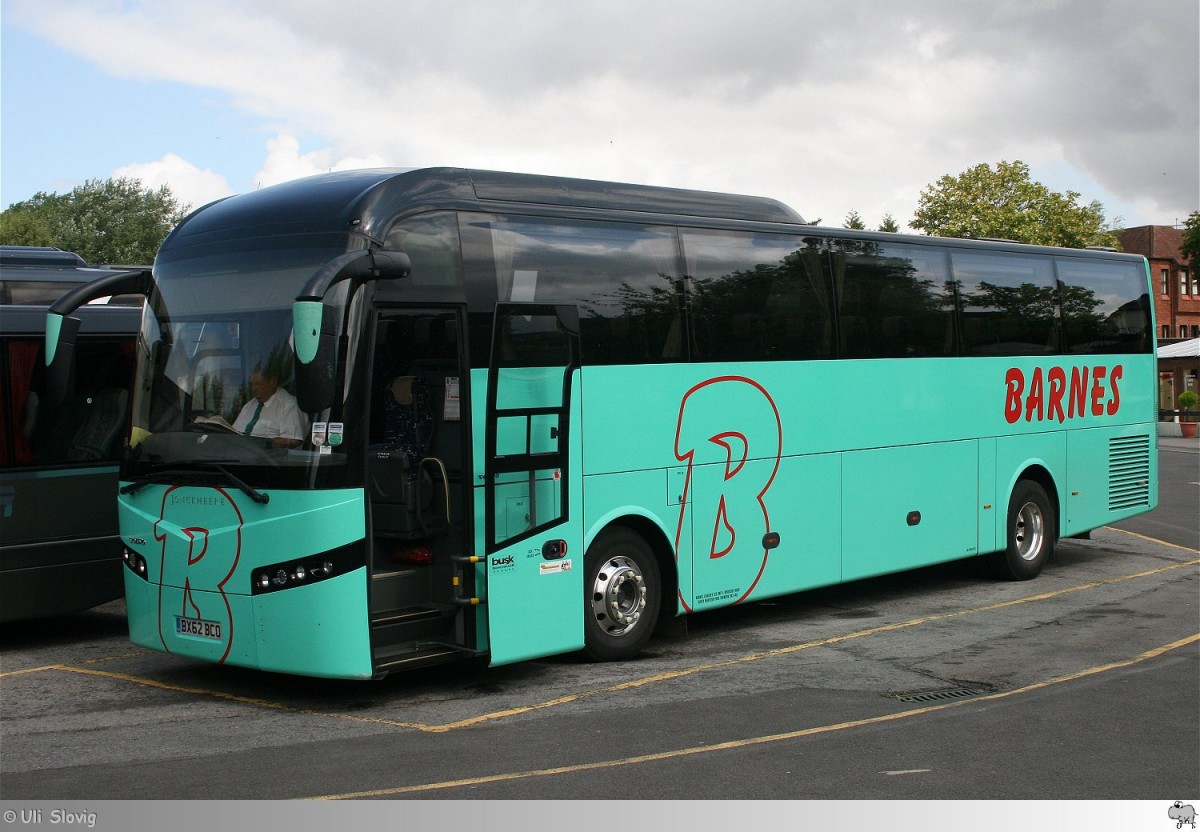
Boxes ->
[244,402,263,435]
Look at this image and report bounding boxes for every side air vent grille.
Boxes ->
[1109,435,1151,511]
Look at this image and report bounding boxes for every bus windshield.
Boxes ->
[126,233,359,488]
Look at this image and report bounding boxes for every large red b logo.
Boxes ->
[674,376,782,611]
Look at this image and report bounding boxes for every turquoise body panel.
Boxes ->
[120,351,1156,677]
[575,353,1157,614]
[119,485,371,677]
[841,440,979,581]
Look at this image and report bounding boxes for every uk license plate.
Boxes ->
[175,616,222,640]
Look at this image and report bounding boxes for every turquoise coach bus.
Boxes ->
[45,168,1157,678]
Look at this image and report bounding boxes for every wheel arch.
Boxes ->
[585,511,678,621]
[1006,462,1062,544]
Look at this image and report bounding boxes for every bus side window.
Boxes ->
[1057,258,1152,355]
[837,240,955,359]
[952,250,1060,356]
[481,217,682,366]
[681,230,835,363]
[29,337,134,465]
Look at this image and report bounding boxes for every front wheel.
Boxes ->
[988,480,1056,580]
[584,528,661,661]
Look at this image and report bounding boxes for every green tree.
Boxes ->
[878,213,900,233]
[843,210,866,230]
[1,178,188,264]
[910,160,1119,249]
[1181,211,1200,276]
[0,206,54,246]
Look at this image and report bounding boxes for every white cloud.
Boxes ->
[9,0,1197,227]
[112,154,234,212]
[252,134,393,190]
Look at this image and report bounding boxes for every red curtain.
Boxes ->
[0,340,40,466]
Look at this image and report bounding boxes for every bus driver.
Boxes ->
[232,369,307,448]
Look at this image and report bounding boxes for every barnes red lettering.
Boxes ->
[1024,367,1044,422]
[1047,366,1067,422]
[1090,366,1107,416]
[1068,366,1089,418]
[1004,368,1023,424]
[1004,364,1123,424]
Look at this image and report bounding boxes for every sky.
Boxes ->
[2,0,1197,232]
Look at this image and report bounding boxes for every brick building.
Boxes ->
[1118,225,1198,411]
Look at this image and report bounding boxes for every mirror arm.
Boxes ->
[48,269,152,317]
[296,249,411,303]
[44,268,151,405]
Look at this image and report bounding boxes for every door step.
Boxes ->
[371,643,468,674]
[370,602,461,660]
[369,606,480,674]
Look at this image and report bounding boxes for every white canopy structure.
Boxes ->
[1158,338,1200,359]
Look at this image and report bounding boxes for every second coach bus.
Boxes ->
[2,246,142,622]
[46,168,1157,677]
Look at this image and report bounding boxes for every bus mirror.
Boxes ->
[370,250,412,281]
[296,249,411,304]
[293,249,411,413]
[45,268,151,405]
[293,301,324,365]
[293,302,340,413]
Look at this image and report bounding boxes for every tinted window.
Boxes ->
[834,241,955,358]
[383,212,463,288]
[682,230,834,362]
[953,251,1059,356]
[1056,258,1151,354]
[1,335,133,468]
[483,217,682,365]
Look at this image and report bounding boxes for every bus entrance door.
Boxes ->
[480,304,583,665]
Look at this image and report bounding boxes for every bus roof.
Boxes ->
[0,246,148,308]
[164,167,807,247]
[158,168,1146,266]
[0,246,89,271]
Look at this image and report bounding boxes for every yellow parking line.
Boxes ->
[426,556,1200,732]
[48,665,429,730]
[10,555,1195,734]
[0,651,146,679]
[1104,525,1200,553]
[5,550,1196,732]
[0,664,67,678]
[310,633,1200,799]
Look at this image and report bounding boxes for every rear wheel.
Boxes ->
[584,528,661,661]
[988,479,1056,580]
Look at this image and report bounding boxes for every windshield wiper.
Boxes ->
[207,463,270,504]
[120,460,269,504]
[120,461,233,495]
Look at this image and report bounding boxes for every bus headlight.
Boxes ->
[249,543,363,596]
[123,548,149,581]
[252,555,337,594]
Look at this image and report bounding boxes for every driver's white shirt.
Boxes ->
[232,388,307,442]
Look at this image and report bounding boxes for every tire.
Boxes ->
[583,528,661,661]
[988,479,1056,581]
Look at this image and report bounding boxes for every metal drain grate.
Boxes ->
[882,686,987,703]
